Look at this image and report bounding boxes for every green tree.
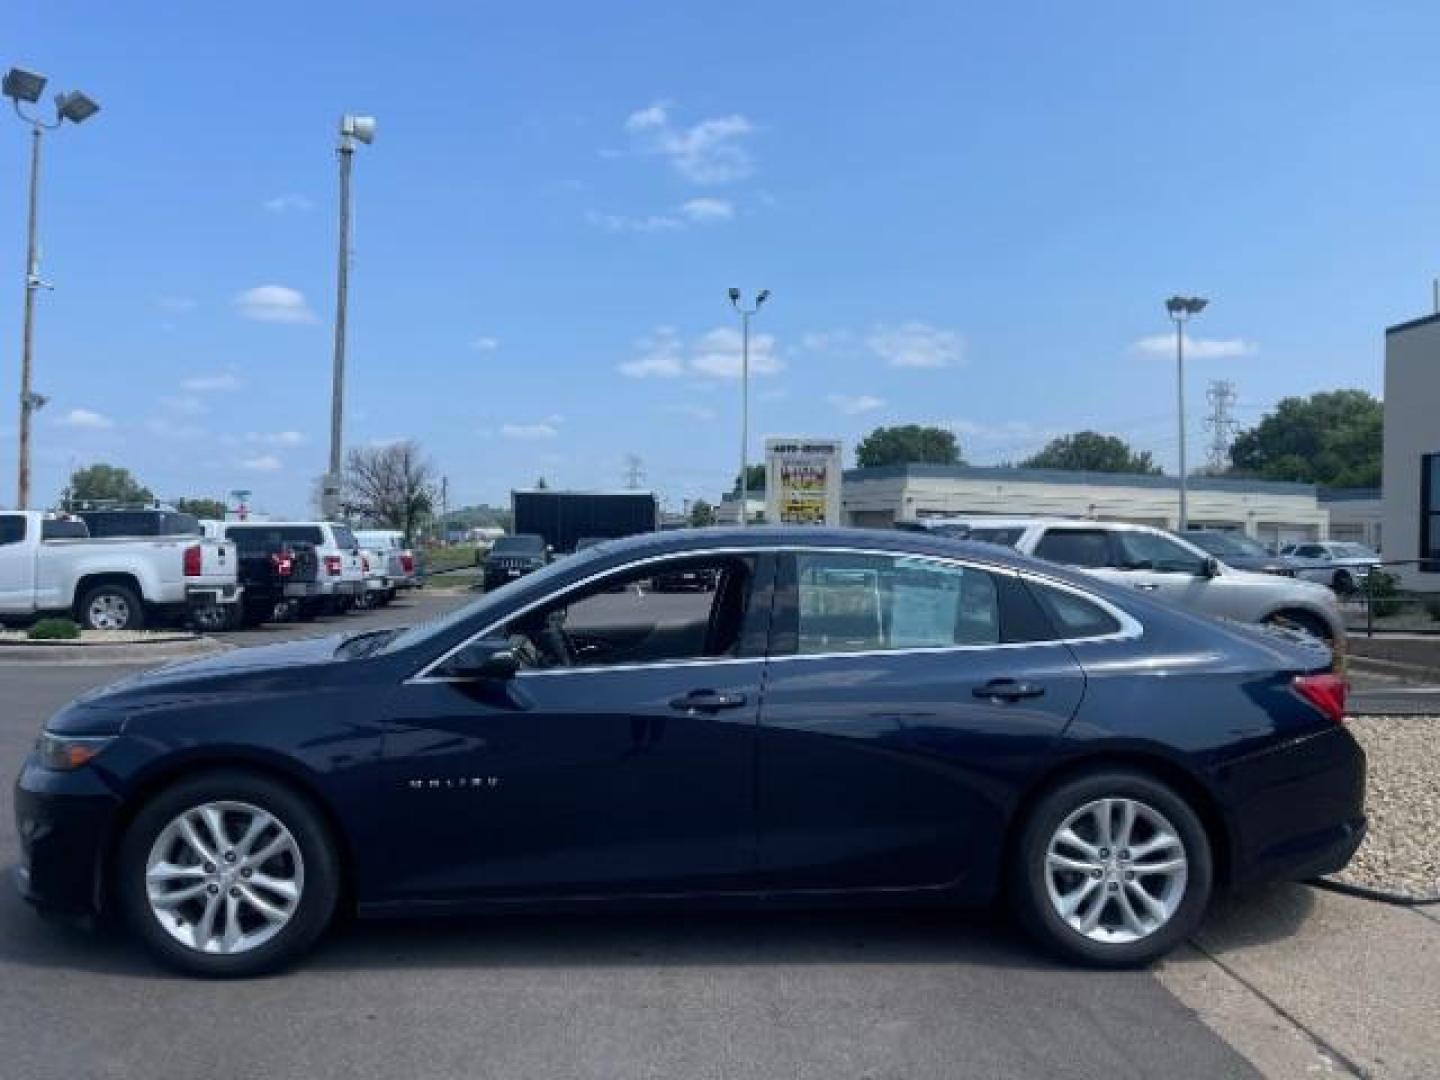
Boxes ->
[60,464,153,508]
[1228,390,1382,488]
[688,498,716,527]
[175,497,227,520]
[730,464,767,493]
[1020,431,1162,475]
[855,425,961,468]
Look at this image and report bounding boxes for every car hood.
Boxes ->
[75,635,346,704]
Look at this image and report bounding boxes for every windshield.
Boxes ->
[491,535,545,555]
[1185,531,1268,558]
[1332,543,1378,559]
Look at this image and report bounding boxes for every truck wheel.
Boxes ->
[78,583,146,632]
[190,603,239,633]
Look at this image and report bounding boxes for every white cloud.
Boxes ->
[234,285,318,325]
[801,330,849,352]
[619,325,784,380]
[867,322,965,368]
[238,453,283,472]
[679,197,734,223]
[586,210,683,233]
[661,403,718,422]
[1133,334,1258,360]
[245,430,304,447]
[181,372,242,392]
[690,326,783,378]
[827,393,886,415]
[57,407,114,430]
[262,193,314,213]
[471,336,500,352]
[619,328,686,378]
[501,423,559,439]
[624,102,756,184]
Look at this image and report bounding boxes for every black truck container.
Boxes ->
[511,490,658,554]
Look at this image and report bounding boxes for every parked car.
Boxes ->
[356,547,393,609]
[907,517,1344,644]
[482,533,548,590]
[213,522,362,618]
[1179,529,1309,577]
[353,529,418,590]
[200,522,322,627]
[0,510,241,631]
[1281,541,1383,594]
[14,527,1364,976]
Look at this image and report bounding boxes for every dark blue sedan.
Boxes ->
[14,527,1365,976]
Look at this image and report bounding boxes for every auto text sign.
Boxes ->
[765,438,843,526]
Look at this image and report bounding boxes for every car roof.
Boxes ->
[914,516,1161,532]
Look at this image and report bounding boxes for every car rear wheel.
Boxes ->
[117,770,340,977]
[1333,569,1355,595]
[1012,770,1211,967]
[78,582,145,632]
[1264,609,1333,644]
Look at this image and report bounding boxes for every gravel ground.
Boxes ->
[1332,715,1440,899]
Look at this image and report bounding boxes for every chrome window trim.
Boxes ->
[405,544,1142,684]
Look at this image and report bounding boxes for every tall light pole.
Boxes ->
[5,67,100,509]
[324,113,375,519]
[727,287,770,526]
[1165,295,1208,530]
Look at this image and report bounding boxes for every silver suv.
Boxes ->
[908,516,1345,644]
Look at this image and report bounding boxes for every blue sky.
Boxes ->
[6,1,1440,515]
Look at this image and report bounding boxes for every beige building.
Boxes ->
[842,464,1328,547]
[1319,488,1382,550]
[1382,313,1440,590]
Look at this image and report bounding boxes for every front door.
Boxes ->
[373,552,772,904]
[756,551,1086,894]
[0,514,32,613]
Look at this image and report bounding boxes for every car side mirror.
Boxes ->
[1201,557,1220,578]
[442,643,519,680]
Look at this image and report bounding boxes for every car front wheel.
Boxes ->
[1012,770,1212,967]
[117,770,340,977]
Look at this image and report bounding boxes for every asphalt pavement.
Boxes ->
[0,591,1284,1079]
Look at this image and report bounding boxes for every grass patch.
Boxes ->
[424,545,480,574]
[27,617,81,641]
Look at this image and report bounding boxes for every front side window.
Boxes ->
[1034,529,1112,568]
[966,526,1025,548]
[794,552,1001,654]
[1112,531,1208,574]
[0,514,26,546]
[500,555,755,670]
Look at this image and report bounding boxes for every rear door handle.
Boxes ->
[972,679,1046,703]
[1131,582,1161,591]
[669,690,748,713]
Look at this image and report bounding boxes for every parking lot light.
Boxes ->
[2,67,46,103]
[728,288,771,526]
[1164,295,1209,531]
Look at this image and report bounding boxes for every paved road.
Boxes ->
[0,595,1260,1079]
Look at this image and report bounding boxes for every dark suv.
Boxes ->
[482,534,549,591]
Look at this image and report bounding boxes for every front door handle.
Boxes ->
[669,690,748,713]
[1131,582,1161,591]
[972,678,1046,703]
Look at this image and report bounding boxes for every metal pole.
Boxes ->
[739,310,750,526]
[326,137,354,517]
[17,123,41,509]
[1176,315,1187,530]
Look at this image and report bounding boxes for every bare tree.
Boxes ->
[342,440,436,542]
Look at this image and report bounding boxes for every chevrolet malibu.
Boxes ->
[14,527,1365,977]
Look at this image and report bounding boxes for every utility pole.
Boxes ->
[1204,379,1238,473]
[440,475,449,543]
[324,114,374,518]
[1164,295,1209,530]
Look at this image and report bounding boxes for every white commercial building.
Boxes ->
[1382,313,1440,590]
[842,464,1328,547]
[1319,488,1382,550]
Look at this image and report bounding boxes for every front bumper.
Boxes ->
[13,757,120,917]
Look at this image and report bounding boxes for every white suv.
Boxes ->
[222,521,364,617]
[908,516,1345,643]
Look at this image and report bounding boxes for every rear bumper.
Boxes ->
[184,583,241,607]
[318,579,363,597]
[283,581,320,598]
[13,759,119,917]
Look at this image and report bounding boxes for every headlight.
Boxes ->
[36,733,115,771]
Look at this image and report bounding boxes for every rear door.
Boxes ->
[755,549,1086,893]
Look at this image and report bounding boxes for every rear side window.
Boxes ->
[1027,580,1122,639]
[330,526,359,550]
[41,518,88,539]
[1034,529,1112,568]
[967,527,1025,548]
[0,515,26,545]
[81,512,154,537]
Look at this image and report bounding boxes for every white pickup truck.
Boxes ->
[0,510,242,631]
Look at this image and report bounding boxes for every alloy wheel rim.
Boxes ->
[1043,797,1188,945]
[89,594,130,630]
[145,800,305,955]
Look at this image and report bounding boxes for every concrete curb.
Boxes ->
[0,636,232,665]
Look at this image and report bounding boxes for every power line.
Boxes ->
[1204,379,1239,472]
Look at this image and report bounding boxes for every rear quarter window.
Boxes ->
[0,515,26,545]
[1034,529,1113,568]
[1027,580,1123,639]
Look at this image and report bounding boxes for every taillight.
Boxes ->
[400,553,414,573]
[362,556,371,573]
[324,555,342,576]
[1293,673,1348,725]
[270,551,293,577]
[183,545,203,577]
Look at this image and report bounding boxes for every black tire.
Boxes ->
[116,769,340,977]
[190,603,239,633]
[77,582,146,632]
[1265,608,1333,644]
[1333,569,1355,595]
[1011,769,1212,968]
[296,599,321,622]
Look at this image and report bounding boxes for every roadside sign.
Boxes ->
[765,437,843,526]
